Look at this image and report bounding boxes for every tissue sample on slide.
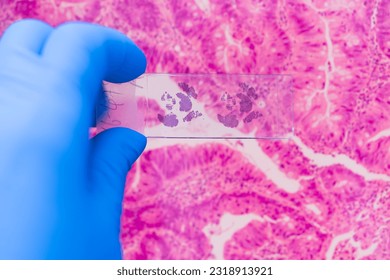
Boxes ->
[1,0,389,259]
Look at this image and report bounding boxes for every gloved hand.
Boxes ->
[0,19,147,259]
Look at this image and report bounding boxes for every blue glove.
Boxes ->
[0,19,147,259]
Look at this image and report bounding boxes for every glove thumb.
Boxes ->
[87,127,146,259]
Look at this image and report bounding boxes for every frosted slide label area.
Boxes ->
[96,74,293,139]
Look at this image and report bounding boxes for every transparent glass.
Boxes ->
[96,74,294,139]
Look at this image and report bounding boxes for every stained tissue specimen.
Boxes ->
[247,87,259,100]
[3,0,389,260]
[183,110,202,122]
[217,82,267,127]
[221,92,237,110]
[178,82,197,98]
[243,111,262,124]
[161,92,176,111]
[157,113,179,128]
[157,82,202,127]
[176,92,192,112]
[237,93,253,113]
[217,112,239,128]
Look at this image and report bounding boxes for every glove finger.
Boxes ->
[89,127,146,197]
[88,127,146,258]
[42,22,146,85]
[0,19,53,54]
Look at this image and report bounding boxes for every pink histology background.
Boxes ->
[1,0,389,259]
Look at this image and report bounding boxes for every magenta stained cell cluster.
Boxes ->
[1,0,389,259]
